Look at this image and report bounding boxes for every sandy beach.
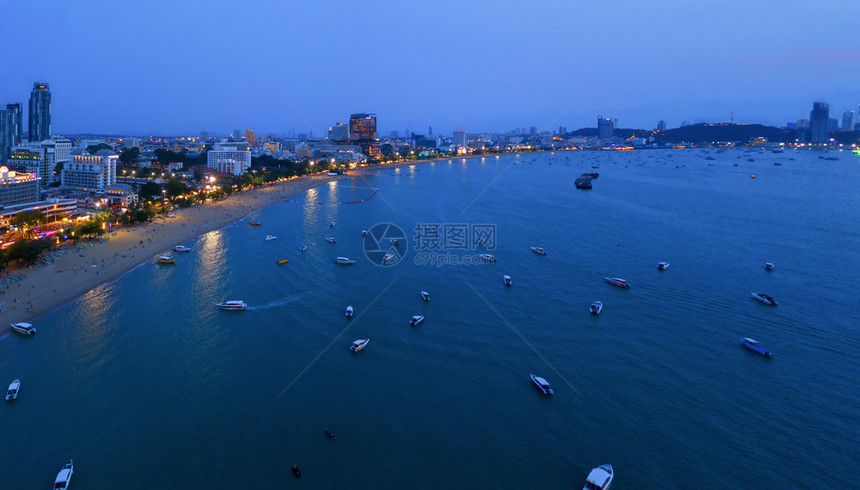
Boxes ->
[0,175,343,329]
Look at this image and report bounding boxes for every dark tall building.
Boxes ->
[598,116,614,140]
[657,120,666,132]
[349,113,379,159]
[28,82,51,142]
[809,102,830,143]
[1,103,24,159]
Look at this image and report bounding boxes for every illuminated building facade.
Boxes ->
[0,166,40,206]
[207,143,251,175]
[0,198,77,230]
[349,113,380,159]
[61,150,118,192]
[841,111,853,131]
[1,103,23,159]
[598,116,614,140]
[245,129,255,146]
[28,82,51,142]
[329,122,349,141]
[810,102,830,143]
[453,130,467,148]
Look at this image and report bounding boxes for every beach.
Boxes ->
[0,175,343,328]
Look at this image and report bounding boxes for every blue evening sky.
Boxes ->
[1,0,858,136]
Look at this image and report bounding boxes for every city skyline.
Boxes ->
[1,0,858,136]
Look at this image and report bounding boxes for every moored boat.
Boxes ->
[530,247,547,255]
[657,262,670,270]
[250,221,261,226]
[216,300,247,310]
[333,257,356,265]
[10,322,36,335]
[54,459,74,489]
[751,292,777,305]
[325,429,336,440]
[530,373,553,395]
[764,262,774,271]
[276,259,289,265]
[589,301,603,315]
[350,339,369,352]
[172,245,191,252]
[264,235,277,241]
[156,255,175,264]
[383,252,396,263]
[300,245,308,252]
[740,337,772,357]
[420,291,430,301]
[292,464,301,478]
[410,315,424,326]
[361,230,368,237]
[346,305,354,318]
[330,221,335,227]
[325,236,336,243]
[603,277,630,288]
[479,253,496,263]
[503,274,512,286]
[6,379,19,400]
[583,464,613,490]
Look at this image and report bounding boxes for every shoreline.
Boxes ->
[1,175,342,329]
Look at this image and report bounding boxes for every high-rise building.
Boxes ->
[61,149,118,192]
[558,126,567,136]
[200,131,209,142]
[329,122,349,141]
[0,166,40,206]
[529,127,537,137]
[428,126,433,136]
[842,111,854,131]
[28,82,51,142]
[207,142,251,175]
[245,129,255,146]
[809,102,830,143]
[1,103,24,159]
[349,113,379,159]
[657,120,666,132]
[597,116,614,140]
[453,130,467,148]
[232,129,241,141]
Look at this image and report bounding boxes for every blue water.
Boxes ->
[1,148,858,488]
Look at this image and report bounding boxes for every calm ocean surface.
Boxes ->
[1,148,858,488]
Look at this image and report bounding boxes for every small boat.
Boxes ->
[54,459,74,489]
[657,262,670,270]
[410,315,424,326]
[589,301,603,315]
[530,373,553,395]
[6,379,20,400]
[604,277,630,288]
[427,226,437,233]
[389,239,399,246]
[264,235,277,241]
[530,247,547,255]
[173,245,191,252]
[156,256,175,264]
[216,300,247,310]
[326,236,336,243]
[333,257,356,265]
[300,245,308,252]
[350,339,369,352]
[420,291,430,301]
[292,464,301,478]
[361,230,368,237]
[383,252,396,263]
[764,262,774,271]
[10,322,36,335]
[329,221,335,227]
[325,429,336,440]
[503,275,512,286]
[479,254,496,263]
[250,221,261,226]
[583,464,613,490]
[751,292,777,306]
[740,337,772,357]
[346,305,354,318]
[276,259,289,265]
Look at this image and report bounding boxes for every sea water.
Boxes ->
[1,148,858,488]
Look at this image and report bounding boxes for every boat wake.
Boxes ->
[246,291,316,311]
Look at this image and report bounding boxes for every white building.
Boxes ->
[61,149,118,192]
[207,143,251,176]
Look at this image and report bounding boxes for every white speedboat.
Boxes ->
[657,262,670,270]
[479,254,496,263]
[530,247,547,255]
[10,322,36,335]
[503,275,512,286]
[346,305,354,318]
[264,235,277,241]
[173,245,191,252]
[300,245,308,252]
[330,221,335,227]
[589,301,603,315]
[764,262,774,271]
[530,373,553,395]
[333,257,356,265]
[389,239,399,246]
[603,277,630,288]
[410,315,424,326]
[420,291,430,301]
[54,459,73,489]
[361,230,368,237]
[583,464,613,490]
[156,255,176,264]
[325,237,336,243]
[751,292,777,306]
[350,339,369,352]
[383,252,396,263]
[6,379,19,400]
[216,300,247,310]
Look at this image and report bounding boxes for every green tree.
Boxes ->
[119,147,140,165]
[11,210,47,238]
[7,239,53,265]
[86,143,112,154]
[138,182,162,201]
[76,219,103,237]
[165,178,187,199]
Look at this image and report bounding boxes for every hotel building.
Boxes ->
[61,150,118,192]
[28,82,52,143]
[207,142,251,175]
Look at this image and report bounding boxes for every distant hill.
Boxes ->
[566,123,797,144]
